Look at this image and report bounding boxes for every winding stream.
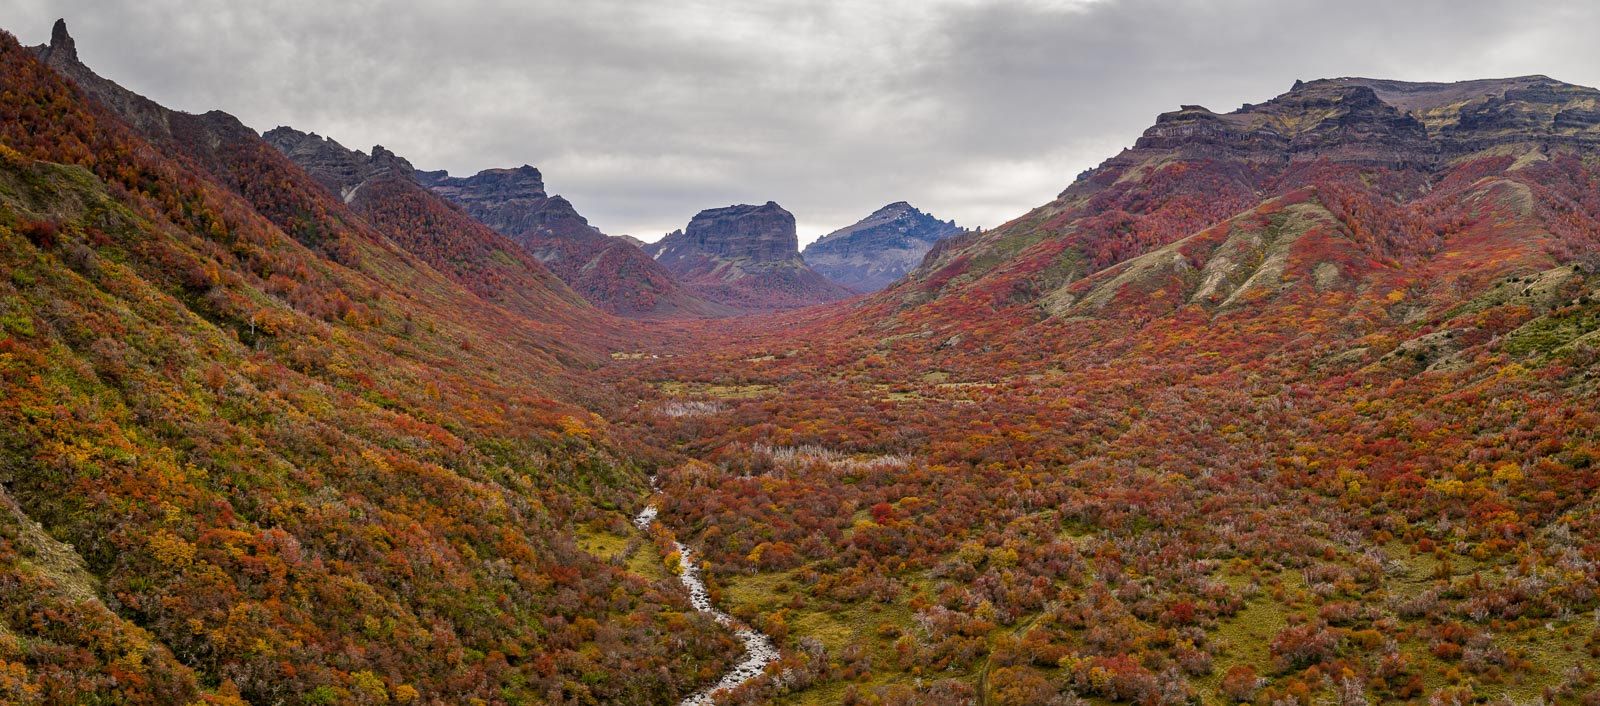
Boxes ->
[634,499,780,705]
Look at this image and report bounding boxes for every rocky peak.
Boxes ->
[367,145,416,178]
[417,166,598,242]
[412,164,731,317]
[38,18,76,64]
[649,201,799,265]
[643,201,853,309]
[263,126,413,200]
[802,201,964,293]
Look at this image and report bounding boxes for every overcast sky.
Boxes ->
[8,0,1600,245]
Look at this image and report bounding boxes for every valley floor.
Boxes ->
[588,289,1600,705]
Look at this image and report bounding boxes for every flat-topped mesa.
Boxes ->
[1109,76,1600,180]
[645,202,854,310]
[416,166,600,242]
[1122,82,1435,169]
[652,201,799,266]
[802,201,964,293]
[419,165,549,206]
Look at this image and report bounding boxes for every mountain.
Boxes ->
[645,201,855,310]
[14,14,1600,705]
[801,201,963,292]
[416,166,732,318]
[891,75,1600,320]
[260,127,625,339]
[5,21,739,704]
[262,126,656,340]
[30,20,616,364]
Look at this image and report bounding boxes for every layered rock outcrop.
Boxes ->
[905,75,1600,317]
[646,202,854,310]
[262,128,418,202]
[417,166,600,243]
[1077,75,1600,191]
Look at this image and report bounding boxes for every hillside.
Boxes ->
[2,23,740,704]
[260,127,672,333]
[892,75,1600,321]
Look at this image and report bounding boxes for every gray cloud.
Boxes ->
[6,0,1600,243]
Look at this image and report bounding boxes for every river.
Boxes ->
[634,498,780,705]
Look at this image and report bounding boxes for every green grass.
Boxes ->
[575,525,631,561]
[1502,305,1600,357]
[624,539,667,582]
[1196,575,1296,705]
[718,565,936,704]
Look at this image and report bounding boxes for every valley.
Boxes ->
[3,13,1600,706]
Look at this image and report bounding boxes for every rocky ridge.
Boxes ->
[1079,75,1600,186]
[802,201,964,292]
[417,166,732,318]
[263,127,418,203]
[901,75,1600,314]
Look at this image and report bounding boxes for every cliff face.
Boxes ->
[262,127,418,202]
[418,167,732,318]
[802,202,963,293]
[417,166,602,243]
[645,202,855,310]
[651,202,798,265]
[1078,75,1600,187]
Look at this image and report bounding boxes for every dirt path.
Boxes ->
[975,607,1050,706]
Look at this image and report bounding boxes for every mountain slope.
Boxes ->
[261,127,641,334]
[645,201,855,310]
[30,21,618,368]
[417,166,733,318]
[801,201,964,292]
[888,76,1600,325]
[3,22,739,704]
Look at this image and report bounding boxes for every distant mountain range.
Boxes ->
[414,166,737,318]
[802,201,964,293]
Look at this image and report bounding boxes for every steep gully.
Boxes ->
[634,492,780,705]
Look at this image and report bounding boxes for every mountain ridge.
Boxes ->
[416,164,734,318]
[2,21,747,704]
[895,73,1600,321]
[802,201,964,292]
